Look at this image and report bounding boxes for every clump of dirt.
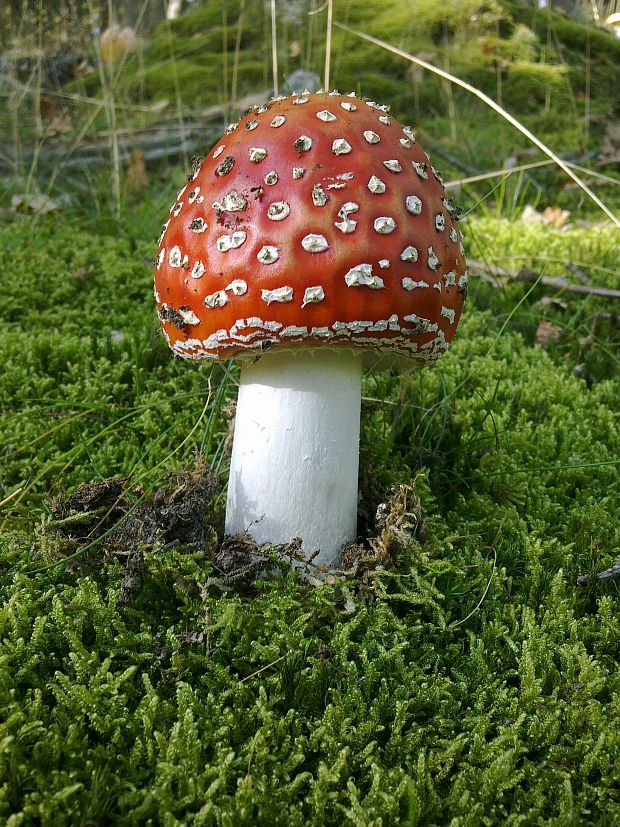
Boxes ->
[340,482,427,579]
[209,533,305,592]
[50,462,218,553]
[116,546,147,609]
[48,461,219,606]
[50,476,128,539]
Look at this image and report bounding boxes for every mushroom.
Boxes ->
[154,92,467,569]
[605,12,620,36]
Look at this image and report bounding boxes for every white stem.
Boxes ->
[225,349,363,568]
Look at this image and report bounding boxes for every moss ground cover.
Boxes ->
[0,206,619,824]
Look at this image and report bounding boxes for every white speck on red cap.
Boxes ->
[302,286,325,306]
[264,170,278,185]
[317,110,337,122]
[344,263,384,289]
[216,231,247,252]
[383,160,402,173]
[441,306,456,324]
[179,308,200,326]
[158,219,170,244]
[427,247,440,270]
[212,191,247,211]
[267,201,290,221]
[363,130,380,144]
[332,138,352,155]
[400,245,419,262]
[312,184,328,206]
[402,278,428,290]
[374,216,396,234]
[406,195,422,214]
[190,260,205,279]
[368,175,386,193]
[335,218,357,233]
[340,101,356,111]
[262,286,293,304]
[189,217,207,234]
[205,290,229,308]
[294,135,312,151]
[270,115,286,127]
[248,147,268,163]
[226,279,248,296]
[169,246,183,267]
[257,245,279,264]
[301,234,329,252]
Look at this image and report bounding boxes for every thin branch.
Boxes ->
[468,258,620,299]
[0,487,24,509]
[240,654,287,683]
[445,159,620,190]
[333,20,620,229]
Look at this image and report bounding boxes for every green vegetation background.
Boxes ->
[1,0,619,823]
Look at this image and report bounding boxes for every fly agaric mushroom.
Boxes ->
[154,91,467,568]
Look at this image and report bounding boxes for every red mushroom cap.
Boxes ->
[154,92,467,365]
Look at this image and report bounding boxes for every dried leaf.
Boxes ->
[521,204,570,228]
[520,204,546,225]
[536,295,568,310]
[10,193,59,214]
[100,25,138,65]
[535,320,563,348]
[542,205,570,229]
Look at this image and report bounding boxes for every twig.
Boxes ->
[577,559,620,587]
[240,654,287,683]
[468,258,620,300]
[0,487,24,509]
[445,159,620,191]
